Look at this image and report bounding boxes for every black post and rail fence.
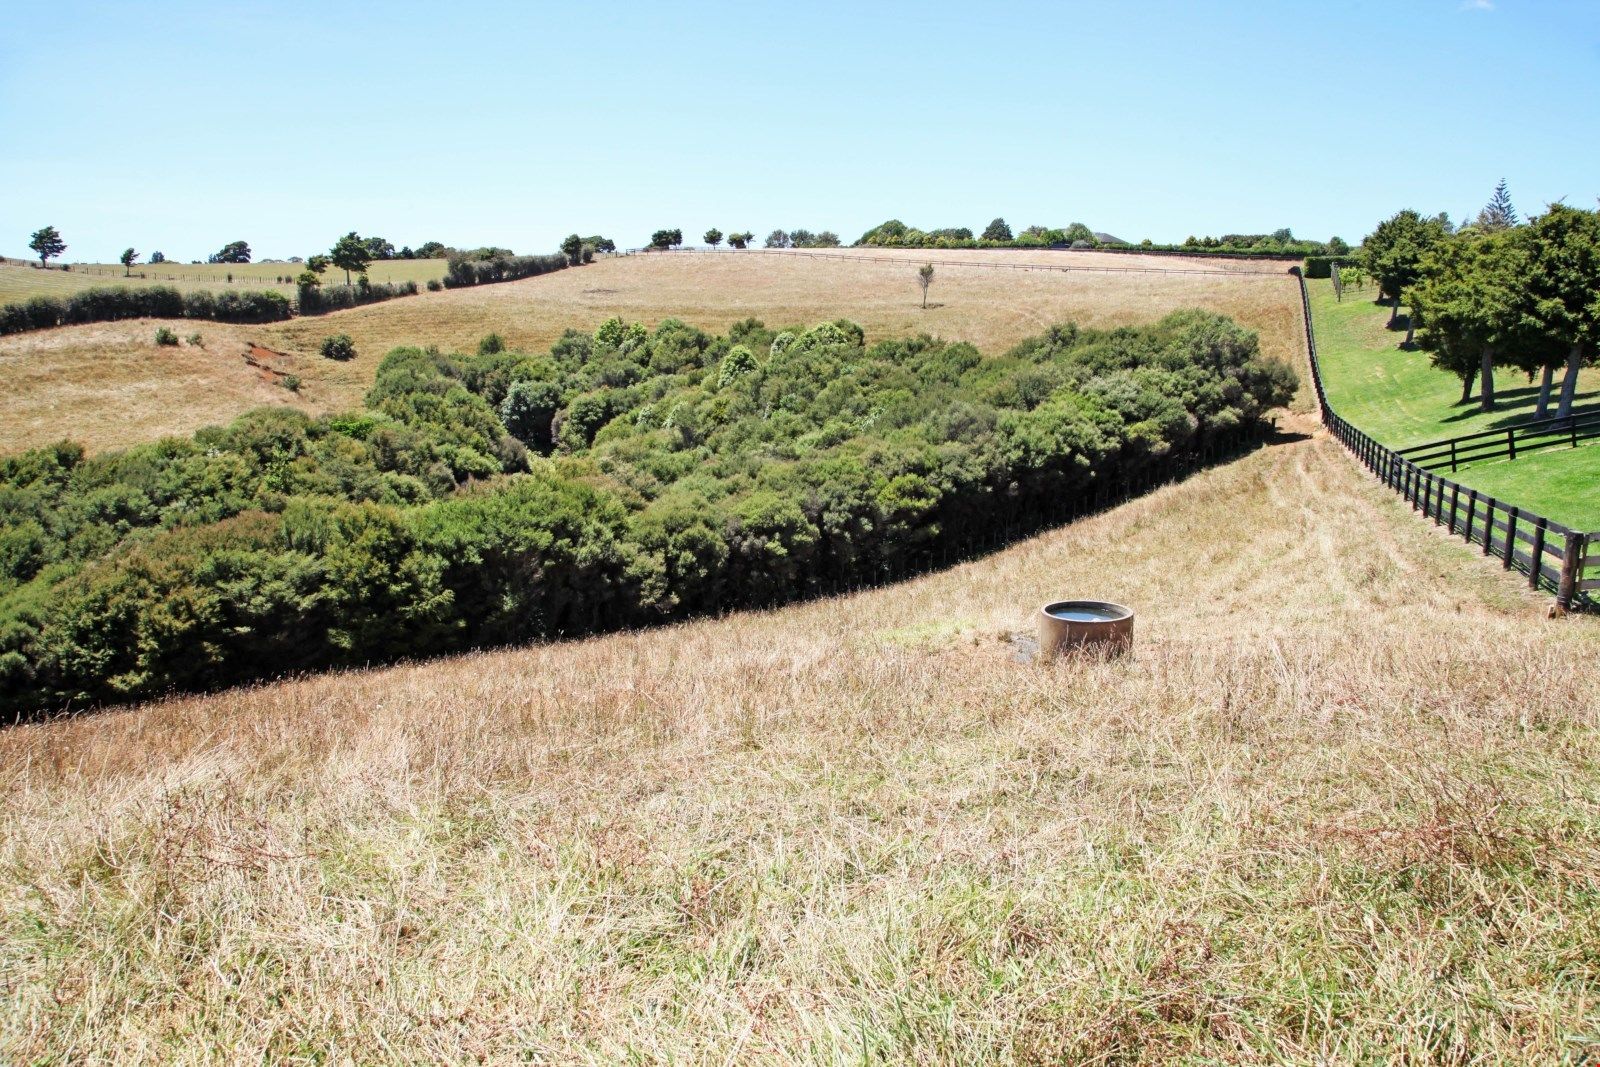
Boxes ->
[1296,274,1598,612]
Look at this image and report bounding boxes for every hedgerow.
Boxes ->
[0,310,1295,713]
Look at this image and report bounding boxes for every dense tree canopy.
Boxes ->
[0,310,1293,712]
[209,240,252,264]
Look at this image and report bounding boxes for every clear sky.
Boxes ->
[3,0,1597,263]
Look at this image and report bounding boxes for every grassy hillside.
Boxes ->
[3,405,1596,1062]
[0,250,1306,457]
[0,257,447,303]
[1308,278,1600,529]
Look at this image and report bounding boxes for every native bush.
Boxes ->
[0,310,1294,713]
[321,334,357,361]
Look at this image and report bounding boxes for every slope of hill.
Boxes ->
[0,250,1305,456]
[0,257,447,303]
[2,401,1595,1062]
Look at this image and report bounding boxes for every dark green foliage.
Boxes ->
[29,225,66,266]
[321,334,357,361]
[0,311,1294,713]
[443,251,567,288]
[0,285,290,336]
[297,279,417,314]
[208,240,251,264]
[154,327,179,346]
[982,218,1013,242]
[650,229,684,250]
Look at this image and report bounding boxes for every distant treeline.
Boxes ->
[0,251,575,336]
[0,309,1295,714]
[854,218,1349,258]
[0,286,292,334]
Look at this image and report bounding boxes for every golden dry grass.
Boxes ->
[0,250,1305,456]
[0,322,342,455]
[0,258,448,304]
[3,400,1597,1062]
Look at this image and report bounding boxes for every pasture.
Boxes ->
[1309,278,1600,529]
[3,397,1596,1062]
[0,256,447,304]
[0,249,1307,456]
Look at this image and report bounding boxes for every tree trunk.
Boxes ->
[1479,346,1496,412]
[1459,372,1473,405]
[345,269,352,286]
[1534,363,1555,419]
[1388,294,1400,326]
[1404,319,1415,347]
[1556,341,1585,419]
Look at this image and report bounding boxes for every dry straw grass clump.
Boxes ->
[3,405,1597,1063]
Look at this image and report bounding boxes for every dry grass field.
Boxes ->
[0,257,448,304]
[0,250,1304,456]
[3,396,1597,1062]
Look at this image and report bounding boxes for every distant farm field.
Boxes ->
[0,249,1308,456]
[0,256,447,303]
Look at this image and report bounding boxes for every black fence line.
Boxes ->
[1396,407,1600,472]
[1296,274,1596,611]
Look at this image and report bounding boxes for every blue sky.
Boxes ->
[3,0,1597,263]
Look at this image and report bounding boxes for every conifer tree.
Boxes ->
[1476,179,1519,231]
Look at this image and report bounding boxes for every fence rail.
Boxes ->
[1396,407,1600,471]
[1296,274,1596,610]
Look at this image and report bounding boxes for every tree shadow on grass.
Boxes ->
[1440,388,1600,429]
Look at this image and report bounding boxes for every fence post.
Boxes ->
[1557,532,1582,610]
[1464,490,1477,543]
[1483,499,1496,556]
[1449,484,1460,534]
[1503,507,1519,569]
[1529,518,1547,589]
[1507,427,1517,462]
[1450,439,1458,472]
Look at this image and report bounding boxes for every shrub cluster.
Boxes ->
[443,251,568,288]
[0,311,1294,713]
[0,285,292,335]
[297,279,418,314]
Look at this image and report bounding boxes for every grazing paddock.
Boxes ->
[2,402,1596,1062]
[0,249,1308,457]
[0,257,448,304]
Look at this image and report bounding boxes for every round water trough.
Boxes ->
[1038,600,1133,660]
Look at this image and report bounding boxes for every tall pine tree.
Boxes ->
[1476,179,1519,231]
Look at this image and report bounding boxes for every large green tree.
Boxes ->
[1410,231,1526,410]
[1359,209,1450,332]
[1519,203,1600,419]
[982,217,1013,242]
[329,232,370,285]
[28,225,66,267]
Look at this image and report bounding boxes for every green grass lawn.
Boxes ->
[1308,278,1600,531]
[0,257,447,303]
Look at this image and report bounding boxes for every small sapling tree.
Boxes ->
[29,226,66,267]
[917,263,934,309]
[120,247,139,276]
